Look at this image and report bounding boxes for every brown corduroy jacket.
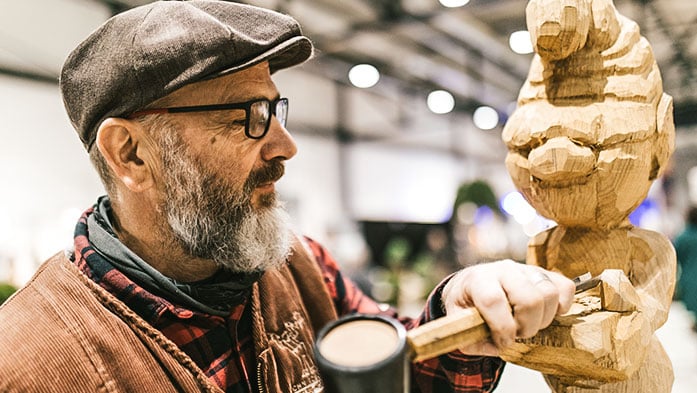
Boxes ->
[0,243,337,392]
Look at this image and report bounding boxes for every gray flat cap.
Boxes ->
[60,0,313,150]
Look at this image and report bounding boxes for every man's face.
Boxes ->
[147,62,298,273]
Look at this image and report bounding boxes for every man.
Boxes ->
[0,1,575,392]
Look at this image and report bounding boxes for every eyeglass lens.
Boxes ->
[250,100,270,138]
[249,99,288,138]
[275,99,288,128]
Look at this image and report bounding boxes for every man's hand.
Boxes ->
[441,260,575,356]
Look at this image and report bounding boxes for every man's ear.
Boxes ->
[95,117,159,192]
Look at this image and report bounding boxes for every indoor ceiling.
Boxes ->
[2,0,696,128]
[264,0,697,126]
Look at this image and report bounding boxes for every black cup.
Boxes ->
[314,314,409,393]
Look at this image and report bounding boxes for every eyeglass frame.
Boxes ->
[126,97,289,140]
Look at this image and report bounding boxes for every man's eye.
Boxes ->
[227,119,246,128]
[254,116,266,125]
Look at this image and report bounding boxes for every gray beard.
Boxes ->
[157,130,292,273]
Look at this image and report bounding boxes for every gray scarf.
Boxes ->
[86,196,263,316]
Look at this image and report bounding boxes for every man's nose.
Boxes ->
[260,117,298,162]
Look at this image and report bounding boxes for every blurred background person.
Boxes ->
[674,206,697,330]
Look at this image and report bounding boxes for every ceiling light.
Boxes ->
[473,106,499,130]
[439,0,470,8]
[509,30,533,55]
[348,64,380,88]
[427,90,455,114]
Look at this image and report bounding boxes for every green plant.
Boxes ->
[0,282,18,305]
[453,179,502,217]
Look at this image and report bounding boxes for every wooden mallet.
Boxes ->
[314,273,599,392]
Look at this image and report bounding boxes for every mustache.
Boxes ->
[245,159,285,190]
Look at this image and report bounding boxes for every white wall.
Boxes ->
[0,75,104,283]
[347,142,460,223]
[280,134,345,242]
[0,0,111,76]
[275,66,515,227]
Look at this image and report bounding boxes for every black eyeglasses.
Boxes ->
[127,97,289,140]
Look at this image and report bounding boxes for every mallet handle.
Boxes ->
[407,308,488,362]
[406,273,598,362]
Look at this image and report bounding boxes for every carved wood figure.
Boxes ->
[500,0,676,392]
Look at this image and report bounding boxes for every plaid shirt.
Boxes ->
[73,208,504,392]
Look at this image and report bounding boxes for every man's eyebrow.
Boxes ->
[218,93,282,103]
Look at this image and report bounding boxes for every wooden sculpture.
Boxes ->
[500,0,676,391]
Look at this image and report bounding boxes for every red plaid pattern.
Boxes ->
[73,208,503,392]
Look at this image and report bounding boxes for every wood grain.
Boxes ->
[500,0,676,391]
